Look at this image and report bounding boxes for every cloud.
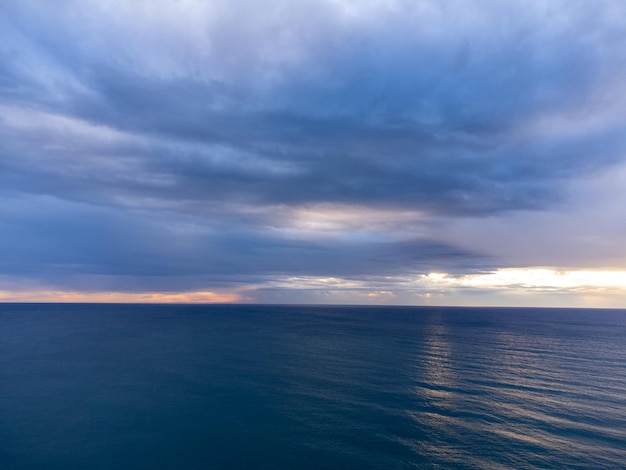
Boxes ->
[3,0,626,212]
[1,0,625,304]
[0,193,483,295]
[436,162,626,270]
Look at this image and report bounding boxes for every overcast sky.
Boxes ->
[1,0,626,306]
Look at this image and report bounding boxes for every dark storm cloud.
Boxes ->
[3,0,626,214]
[0,195,482,293]
[1,0,626,296]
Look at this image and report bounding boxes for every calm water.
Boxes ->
[1,304,626,469]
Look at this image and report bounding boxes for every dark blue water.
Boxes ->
[1,304,626,469]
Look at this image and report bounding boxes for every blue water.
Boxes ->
[1,304,626,469]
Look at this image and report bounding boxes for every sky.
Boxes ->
[1,0,626,307]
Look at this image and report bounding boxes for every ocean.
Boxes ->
[1,304,625,469]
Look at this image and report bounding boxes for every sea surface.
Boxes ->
[1,304,626,469]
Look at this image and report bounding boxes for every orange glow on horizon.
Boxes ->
[0,290,241,304]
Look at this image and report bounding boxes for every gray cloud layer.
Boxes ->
[1,0,625,300]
